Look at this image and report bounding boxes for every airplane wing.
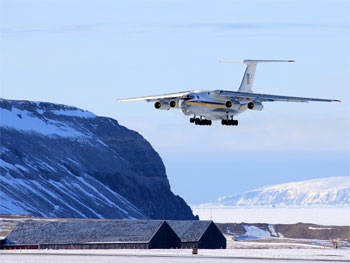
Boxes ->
[216,90,341,103]
[117,90,196,102]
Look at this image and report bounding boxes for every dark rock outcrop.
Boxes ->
[0,99,195,220]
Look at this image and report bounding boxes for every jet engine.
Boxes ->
[154,101,171,110]
[225,99,241,110]
[247,101,263,111]
[169,100,177,108]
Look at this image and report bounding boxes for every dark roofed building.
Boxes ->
[4,220,181,249]
[168,220,226,249]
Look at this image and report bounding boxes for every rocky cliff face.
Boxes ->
[0,99,195,220]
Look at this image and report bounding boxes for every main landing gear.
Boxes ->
[221,119,238,126]
[190,117,212,126]
[189,117,238,126]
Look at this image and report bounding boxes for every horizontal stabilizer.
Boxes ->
[219,59,295,64]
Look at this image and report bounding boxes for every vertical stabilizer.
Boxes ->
[238,61,258,93]
[220,60,295,93]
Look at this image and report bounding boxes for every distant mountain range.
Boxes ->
[0,99,196,220]
[204,177,350,207]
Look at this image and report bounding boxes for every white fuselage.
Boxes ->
[177,91,248,120]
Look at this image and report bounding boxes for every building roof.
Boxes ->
[6,220,166,245]
[167,220,214,242]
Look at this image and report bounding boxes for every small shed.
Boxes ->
[4,219,181,249]
[168,220,226,249]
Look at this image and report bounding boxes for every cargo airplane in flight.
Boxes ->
[117,60,340,126]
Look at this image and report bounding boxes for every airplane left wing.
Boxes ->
[216,90,341,103]
[117,90,196,102]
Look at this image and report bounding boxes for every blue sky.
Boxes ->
[1,0,349,203]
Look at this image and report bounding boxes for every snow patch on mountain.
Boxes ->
[210,177,350,207]
[1,103,95,138]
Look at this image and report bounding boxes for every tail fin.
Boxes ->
[220,59,295,93]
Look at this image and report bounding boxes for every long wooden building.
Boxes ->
[3,220,181,249]
[2,219,226,250]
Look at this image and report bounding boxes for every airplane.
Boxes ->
[117,60,340,126]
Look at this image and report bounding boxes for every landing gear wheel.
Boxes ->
[221,119,238,126]
[191,117,212,126]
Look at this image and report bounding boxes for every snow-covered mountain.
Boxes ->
[0,99,195,219]
[208,177,350,207]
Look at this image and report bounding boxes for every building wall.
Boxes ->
[2,244,39,250]
[39,243,149,249]
[149,222,181,249]
[198,222,226,249]
[179,242,198,249]
[0,239,5,250]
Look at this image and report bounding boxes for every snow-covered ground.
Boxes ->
[1,247,349,263]
[192,206,350,226]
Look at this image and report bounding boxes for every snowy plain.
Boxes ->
[1,248,350,263]
[191,206,350,226]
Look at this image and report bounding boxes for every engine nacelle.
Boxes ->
[225,100,241,110]
[169,100,177,108]
[154,101,170,110]
[247,101,264,111]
